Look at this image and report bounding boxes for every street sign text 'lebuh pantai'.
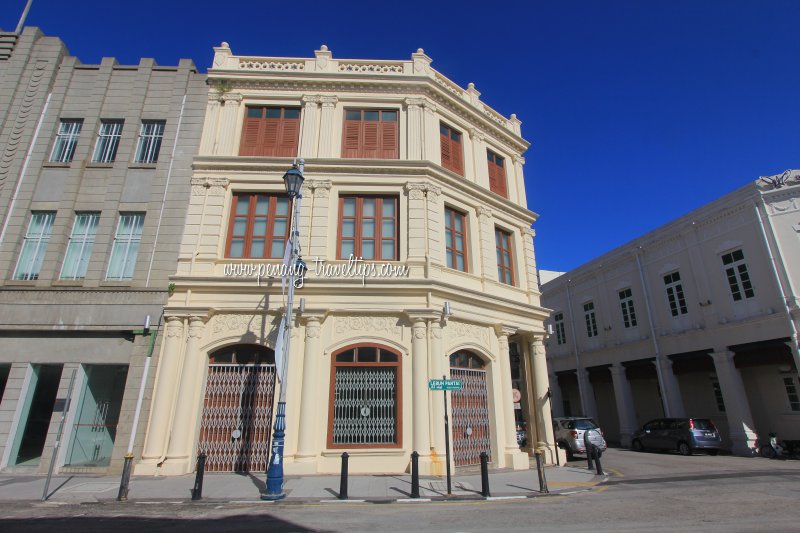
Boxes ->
[428,379,463,391]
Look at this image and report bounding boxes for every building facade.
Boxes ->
[0,27,206,474]
[135,43,554,477]
[541,171,800,456]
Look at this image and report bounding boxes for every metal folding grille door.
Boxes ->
[198,364,275,472]
[450,367,492,466]
[332,367,397,445]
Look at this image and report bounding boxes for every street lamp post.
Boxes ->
[262,160,305,500]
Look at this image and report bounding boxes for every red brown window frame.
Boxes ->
[444,206,468,272]
[327,343,403,449]
[341,109,399,159]
[337,195,399,261]
[495,226,515,286]
[225,193,291,259]
[487,149,508,198]
[440,122,464,176]
[239,106,300,157]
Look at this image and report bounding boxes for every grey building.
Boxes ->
[0,27,206,474]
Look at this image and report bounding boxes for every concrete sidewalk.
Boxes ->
[0,462,604,504]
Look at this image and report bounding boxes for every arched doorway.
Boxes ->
[450,350,492,466]
[198,344,276,472]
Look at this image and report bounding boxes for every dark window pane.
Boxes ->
[357,347,378,362]
[247,107,263,118]
[380,350,398,362]
[283,108,300,119]
[266,108,281,119]
[336,350,355,363]
[346,110,361,120]
[382,111,397,121]
[364,111,379,121]
[440,124,449,136]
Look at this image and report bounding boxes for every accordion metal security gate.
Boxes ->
[198,363,276,472]
[450,367,492,466]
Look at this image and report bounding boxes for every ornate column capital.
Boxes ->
[710,350,735,365]
[521,227,536,238]
[221,92,243,104]
[302,94,322,106]
[307,179,332,198]
[320,95,338,107]
[304,315,322,339]
[405,182,427,200]
[188,315,207,338]
[512,154,526,165]
[609,362,626,377]
[412,317,428,339]
[468,127,485,142]
[476,205,493,219]
[494,325,517,339]
[404,97,426,108]
[191,177,229,196]
[165,315,183,337]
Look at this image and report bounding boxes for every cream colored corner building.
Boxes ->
[135,44,554,476]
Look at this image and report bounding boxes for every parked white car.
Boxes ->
[553,417,607,460]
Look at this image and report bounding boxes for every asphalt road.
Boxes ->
[2,449,799,532]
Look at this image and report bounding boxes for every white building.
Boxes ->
[541,171,800,456]
[134,44,555,477]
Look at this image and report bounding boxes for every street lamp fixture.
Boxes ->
[263,159,305,501]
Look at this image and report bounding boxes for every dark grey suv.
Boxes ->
[631,418,722,456]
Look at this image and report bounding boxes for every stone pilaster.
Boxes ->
[477,206,495,284]
[299,95,320,158]
[711,350,758,455]
[497,326,529,469]
[411,318,431,461]
[404,98,424,160]
[609,363,638,447]
[136,316,184,474]
[405,183,428,262]
[530,336,557,463]
[307,180,332,261]
[428,319,446,473]
[199,95,221,155]
[216,92,242,155]
[512,155,527,207]
[317,96,338,157]
[163,316,206,475]
[294,315,323,471]
[421,101,439,163]
[521,227,538,297]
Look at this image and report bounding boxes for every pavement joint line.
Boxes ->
[396,498,432,502]
[485,496,527,501]
[229,500,274,503]
[319,499,366,503]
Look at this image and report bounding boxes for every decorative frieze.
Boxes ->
[191,177,229,196]
[334,315,402,339]
[445,320,490,349]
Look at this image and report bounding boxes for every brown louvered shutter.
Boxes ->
[440,129,452,168]
[362,120,379,158]
[240,111,263,156]
[343,116,361,158]
[261,117,280,156]
[488,151,507,197]
[380,120,398,159]
[451,134,463,175]
[278,116,300,157]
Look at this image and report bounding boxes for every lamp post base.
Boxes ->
[262,401,287,500]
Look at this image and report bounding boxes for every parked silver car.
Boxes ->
[631,418,722,456]
[553,417,607,460]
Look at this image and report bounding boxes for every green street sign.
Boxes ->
[428,379,463,391]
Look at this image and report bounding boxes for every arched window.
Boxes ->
[328,344,401,448]
[208,344,275,365]
[450,350,486,370]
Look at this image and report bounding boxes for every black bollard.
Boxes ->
[480,451,491,497]
[191,451,206,501]
[587,444,595,471]
[117,452,134,502]
[594,448,604,475]
[410,451,420,498]
[535,451,549,494]
[339,452,349,500]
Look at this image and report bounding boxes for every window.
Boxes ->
[91,120,124,163]
[60,212,100,280]
[711,378,726,412]
[495,227,514,285]
[13,211,55,280]
[663,271,688,316]
[338,196,398,260]
[444,207,467,271]
[554,312,567,345]
[106,213,144,280]
[619,288,638,328]
[239,106,300,157]
[439,123,463,175]
[722,249,754,301]
[134,120,165,163]
[783,374,800,412]
[50,119,83,162]
[487,150,507,197]
[329,344,401,447]
[583,302,598,337]
[342,109,398,159]
[226,193,290,258]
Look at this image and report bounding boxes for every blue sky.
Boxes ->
[3,1,798,272]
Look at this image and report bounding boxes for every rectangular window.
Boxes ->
[663,271,688,316]
[722,249,755,301]
[338,196,398,260]
[783,375,800,412]
[341,109,398,159]
[487,150,508,197]
[60,212,100,280]
[711,378,726,412]
[226,193,291,259]
[106,213,144,280]
[134,120,165,163]
[50,119,83,163]
[440,123,464,175]
[239,106,301,157]
[619,288,638,328]
[495,227,514,285]
[91,120,124,163]
[554,312,566,345]
[583,301,598,337]
[13,211,55,280]
[444,207,467,272]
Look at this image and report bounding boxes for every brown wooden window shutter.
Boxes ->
[440,123,464,176]
[487,150,508,197]
[239,107,300,157]
[341,109,398,159]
